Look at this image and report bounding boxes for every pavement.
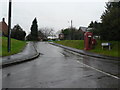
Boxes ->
[0,42,40,67]
[49,42,120,61]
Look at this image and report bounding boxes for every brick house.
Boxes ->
[0,18,8,36]
[59,33,64,40]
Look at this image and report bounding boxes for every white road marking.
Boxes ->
[76,61,120,79]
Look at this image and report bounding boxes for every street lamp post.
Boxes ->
[7,0,12,52]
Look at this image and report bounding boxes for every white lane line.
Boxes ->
[76,61,119,79]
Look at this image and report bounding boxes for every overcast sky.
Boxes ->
[0,0,108,34]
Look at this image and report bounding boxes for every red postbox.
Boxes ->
[84,32,93,50]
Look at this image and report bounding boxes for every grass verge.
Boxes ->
[55,40,84,50]
[90,40,119,57]
[55,40,119,57]
[0,37,27,57]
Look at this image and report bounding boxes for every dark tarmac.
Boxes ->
[2,42,120,88]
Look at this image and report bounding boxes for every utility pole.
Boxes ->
[70,20,73,40]
[71,20,72,29]
[68,20,73,40]
[7,0,12,52]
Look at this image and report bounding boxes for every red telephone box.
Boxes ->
[84,32,93,50]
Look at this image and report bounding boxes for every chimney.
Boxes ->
[2,18,5,22]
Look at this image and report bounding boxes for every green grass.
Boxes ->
[90,40,119,57]
[55,40,84,50]
[0,37,27,57]
[55,40,119,57]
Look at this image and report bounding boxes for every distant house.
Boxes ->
[79,27,93,32]
[79,26,87,33]
[86,28,93,32]
[0,18,8,36]
[78,27,93,40]
[59,33,64,40]
[0,29,2,36]
[48,35,57,40]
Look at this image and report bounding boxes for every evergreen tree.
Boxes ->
[30,18,38,40]
[88,21,102,36]
[100,2,120,41]
[88,21,94,28]
[11,24,26,40]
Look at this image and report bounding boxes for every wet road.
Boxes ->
[2,42,119,88]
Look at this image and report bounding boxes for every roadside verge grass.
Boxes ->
[0,37,27,57]
[55,40,119,57]
[55,40,84,50]
[90,40,119,57]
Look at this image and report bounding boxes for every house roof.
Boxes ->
[86,28,93,31]
[79,27,87,32]
[0,18,8,36]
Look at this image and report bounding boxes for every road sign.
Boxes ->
[101,43,111,50]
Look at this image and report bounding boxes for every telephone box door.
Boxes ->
[84,32,93,50]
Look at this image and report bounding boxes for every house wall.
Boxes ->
[0,23,2,37]
[0,18,8,36]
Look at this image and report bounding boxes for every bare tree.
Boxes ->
[38,27,55,39]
